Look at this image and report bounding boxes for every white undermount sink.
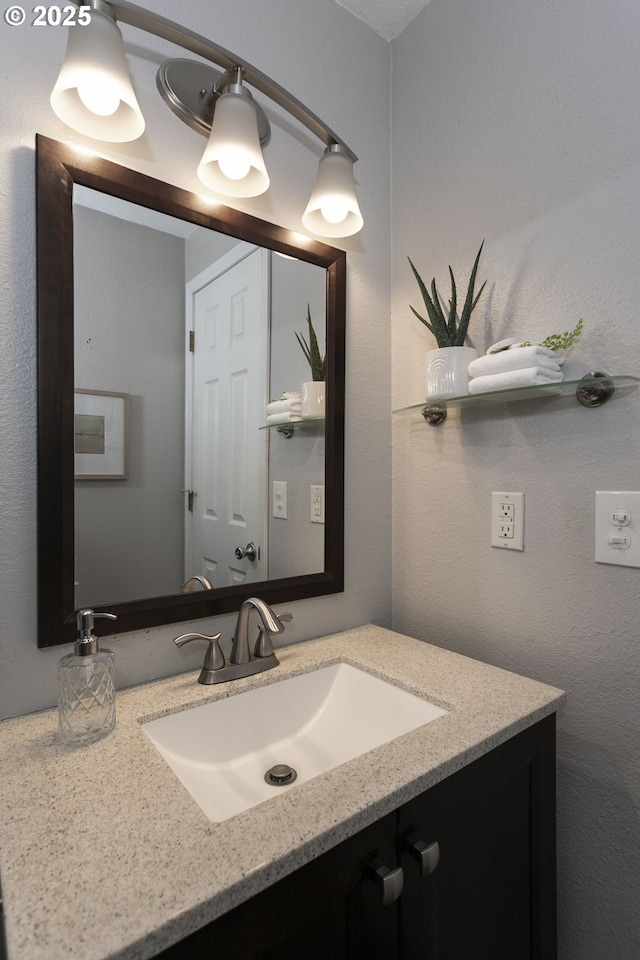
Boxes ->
[142,662,447,822]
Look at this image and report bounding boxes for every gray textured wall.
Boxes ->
[391,1,640,956]
[74,206,185,606]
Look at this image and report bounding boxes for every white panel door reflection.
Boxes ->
[188,246,268,586]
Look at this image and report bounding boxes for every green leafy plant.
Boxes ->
[295,304,326,381]
[408,242,487,348]
[519,318,584,352]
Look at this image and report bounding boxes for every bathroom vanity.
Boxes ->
[0,625,563,960]
[156,716,555,960]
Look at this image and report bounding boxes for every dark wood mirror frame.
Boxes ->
[36,134,345,647]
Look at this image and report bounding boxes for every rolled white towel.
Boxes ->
[468,346,564,378]
[266,412,303,425]
[282,391,301,400]
[266,398,302,415]
[468,367,564,394]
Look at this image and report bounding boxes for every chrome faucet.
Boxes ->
[182,575,213,592]
[174,597,291,685]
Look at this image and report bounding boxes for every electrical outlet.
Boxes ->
[311,485,325,524]
[491,492,524,551]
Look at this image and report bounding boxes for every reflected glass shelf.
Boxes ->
[393,375,640,424]
[260,418,325,435]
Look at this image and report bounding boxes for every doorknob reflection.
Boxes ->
[235,541,259,562]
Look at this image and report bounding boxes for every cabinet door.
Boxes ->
[397,716,557,960]
[155,810,400,960]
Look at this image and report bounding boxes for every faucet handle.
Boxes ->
[174,631,225,683]
[254,612,292,658]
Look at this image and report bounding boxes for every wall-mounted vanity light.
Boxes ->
[49,0,364,237]
[302,144,364,238]
[195,67,270,198]
[49,1,145,141]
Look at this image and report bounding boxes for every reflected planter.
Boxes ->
[301,380,325,419]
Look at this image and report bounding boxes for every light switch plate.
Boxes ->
[595,491,640,567]
[273,481,287,519]
[491,492,524,551]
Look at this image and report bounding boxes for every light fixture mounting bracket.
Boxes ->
[83,0,356,159]
[156,59,271,145]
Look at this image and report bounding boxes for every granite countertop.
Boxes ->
[0,625,564,960]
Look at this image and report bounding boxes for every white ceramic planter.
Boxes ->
[425,346,478,399]
[301,381,325,419]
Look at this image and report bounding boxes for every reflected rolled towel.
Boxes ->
[468,346,564,378]
[468,367,564,394]
[266,398,302,416]
[266,412,303,425]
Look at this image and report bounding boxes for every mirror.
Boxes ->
[36,135,345,647]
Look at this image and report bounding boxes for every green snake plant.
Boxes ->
[295,304,326,381]
[408,242,487,348]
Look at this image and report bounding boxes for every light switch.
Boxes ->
[595,491,640,567]
[610,509,631,526]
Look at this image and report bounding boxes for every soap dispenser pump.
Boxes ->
[57,609,117,745]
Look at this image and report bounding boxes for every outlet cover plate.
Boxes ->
[491,491,524,551]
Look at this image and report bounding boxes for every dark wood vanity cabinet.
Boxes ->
[155,715,556,960]
[397,714,557,960]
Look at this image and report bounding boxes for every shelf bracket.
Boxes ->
[576,372,615,408]
[276,425,295,438]
[421,403,447,425]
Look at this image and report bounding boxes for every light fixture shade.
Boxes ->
[50,8,144,142]
[197,87,269,198]
[302,144,364,238]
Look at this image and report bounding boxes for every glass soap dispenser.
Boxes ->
[57,609,117,745]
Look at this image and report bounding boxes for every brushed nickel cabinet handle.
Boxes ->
[365,858,404,905]
[406,839,440,877]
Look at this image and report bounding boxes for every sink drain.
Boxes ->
[264,763,298,786]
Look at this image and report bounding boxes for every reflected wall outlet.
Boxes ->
[491,492,524,551]
[311,485,325,524]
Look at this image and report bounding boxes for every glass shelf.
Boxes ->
[393,375,640,425]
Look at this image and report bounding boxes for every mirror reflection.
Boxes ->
[73,188,326,608]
